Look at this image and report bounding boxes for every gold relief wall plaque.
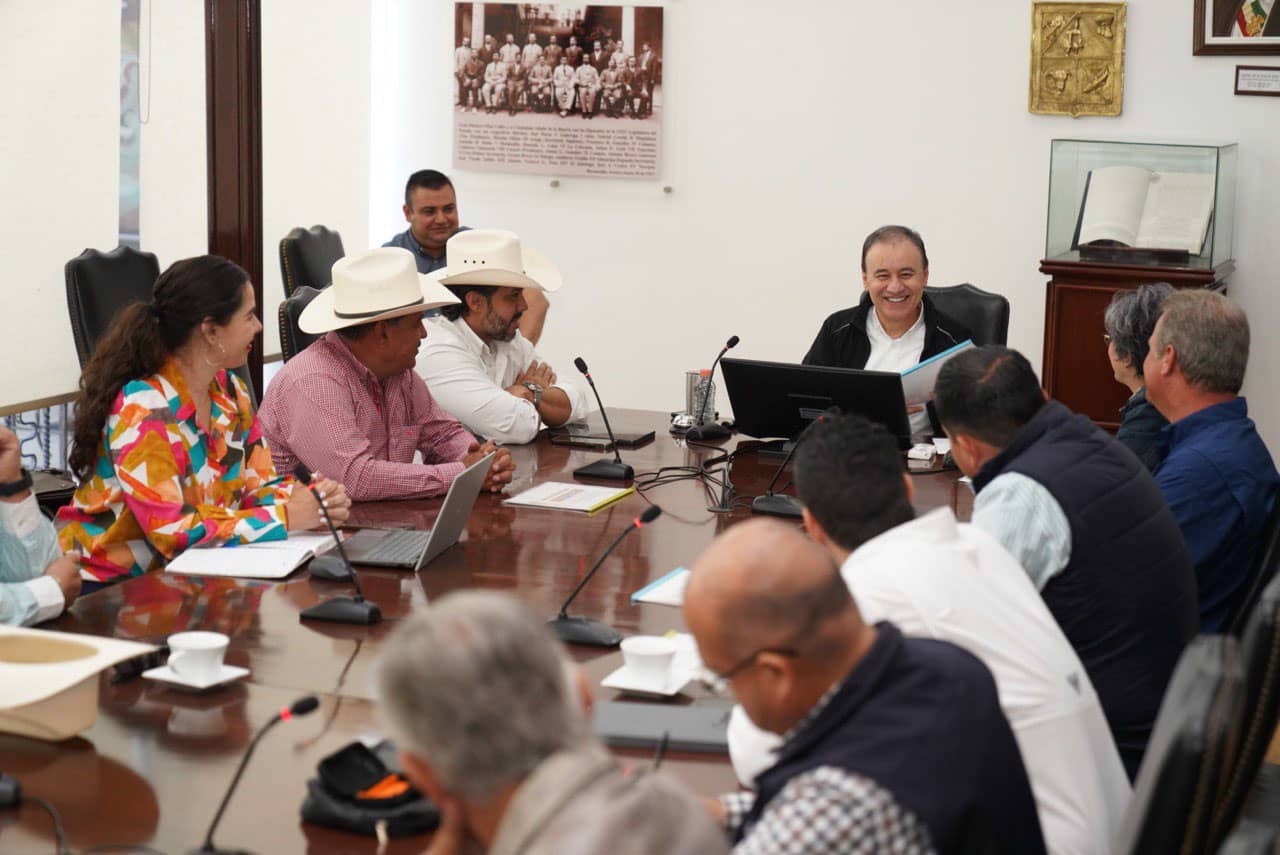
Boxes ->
[1030,3,1126,117]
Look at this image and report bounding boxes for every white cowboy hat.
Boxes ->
[299,247,461,334]
[428,229,562,292]
[0,625,155,741]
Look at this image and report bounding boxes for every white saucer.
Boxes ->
[142,663,250,692]
[601,664,690,698]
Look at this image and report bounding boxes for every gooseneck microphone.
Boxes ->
[191,695,320,855]
[751,407,836,518]
[752,438,805,518]
[294,465,382,625]
[549,505,662,647]
[686,335,739,441]
[571,357,635,481]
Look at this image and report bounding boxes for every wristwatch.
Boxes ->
[522,382,544,408]
[0,467,33,497]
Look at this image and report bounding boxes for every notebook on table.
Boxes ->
[340,453,494,570]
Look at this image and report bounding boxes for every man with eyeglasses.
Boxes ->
[685,520,1045,854]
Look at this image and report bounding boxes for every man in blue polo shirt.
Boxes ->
[687,519,1045,854]
[1144,290,1279,633]
[384,169,549,344]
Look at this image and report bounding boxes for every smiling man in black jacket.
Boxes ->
[803,225,972,372]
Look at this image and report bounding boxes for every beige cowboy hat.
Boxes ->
[428,229,562,292]
[0,625,156,741]
[299,247,462,334]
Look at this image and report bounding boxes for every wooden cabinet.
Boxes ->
[1040,254,1233,430]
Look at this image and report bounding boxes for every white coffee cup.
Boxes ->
[167,631,229,684]
[621,635,677,684]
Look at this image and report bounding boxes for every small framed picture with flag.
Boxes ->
[1196,0,1280,54]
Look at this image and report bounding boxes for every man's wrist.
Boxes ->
[0,467,34,502]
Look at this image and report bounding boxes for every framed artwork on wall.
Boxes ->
[1195,0,1280,55]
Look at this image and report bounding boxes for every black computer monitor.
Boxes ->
[720,357,912,448]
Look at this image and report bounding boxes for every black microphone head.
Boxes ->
[574,357,589,375]
[290,696,320,716]
[725,335,740,349]
[293,464,314,486]
[639,505,662,524]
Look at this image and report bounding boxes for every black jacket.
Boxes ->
[742,623,1046,854]
[802,292,972,370]
[973,401,1198,780]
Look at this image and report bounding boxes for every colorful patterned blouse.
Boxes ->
[58,360,293,584]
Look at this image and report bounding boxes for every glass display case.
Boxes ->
[1045,138,1237,271]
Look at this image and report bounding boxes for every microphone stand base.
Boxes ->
[548,615,624,647]
[300,597,382,625]
[573,459,634,481]
[685,422,730,442]
[751,493,804,518]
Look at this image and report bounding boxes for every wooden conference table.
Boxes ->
[0,410,969,854]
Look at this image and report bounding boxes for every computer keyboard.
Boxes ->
[361,529,432,564]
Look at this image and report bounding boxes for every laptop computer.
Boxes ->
[547,409,656,449]
[340,452,494,570]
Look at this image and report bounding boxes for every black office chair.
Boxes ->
[923,283,1010,346]
[1213,574,1280,841]
[1218,819,1280,854]
[65,246,160,367]
[1115,635,1245,855]
[65,246,258,405]
[1228,498,1280,636]
[279,226,344,297]
[278,286,323,362]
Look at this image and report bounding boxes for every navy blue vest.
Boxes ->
[741,623,1045,855]
[973,401,1198,780]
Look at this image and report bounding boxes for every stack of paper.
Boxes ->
[900,340,975,406]
[631,567,690,606]
[165,534,335,579]
[502,482,634,514]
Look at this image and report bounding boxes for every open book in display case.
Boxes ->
[1040,139,1237,430]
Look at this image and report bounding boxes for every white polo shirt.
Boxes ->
[865,307,930,436]
[417,316,591,445]
[727,508,1131,855]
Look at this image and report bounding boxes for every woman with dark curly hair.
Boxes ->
[57,255,350,590]
[1103,282,1174,471]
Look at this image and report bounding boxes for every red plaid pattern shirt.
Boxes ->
[259,333,475,501]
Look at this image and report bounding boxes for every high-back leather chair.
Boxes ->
[65,246,257,405]
[278,286,323,362]
[279,226,344,297]
[923,283,1010,346]
[1228,499,1280,636]
[65,246,160,367]
[1115,635,1245,855]
[1212,574,1280,841]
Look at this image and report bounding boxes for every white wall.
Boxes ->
[138,2,208,271]
[262,0,373,356]
[371,0,1280,450]
[0,1,119,410]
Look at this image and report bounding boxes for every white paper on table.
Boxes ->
[631,567,690,607]
[933,437,951,455]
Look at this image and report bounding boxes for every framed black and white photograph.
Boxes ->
[452,3,665,179]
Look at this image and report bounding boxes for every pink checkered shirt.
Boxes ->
[259,333,475,501]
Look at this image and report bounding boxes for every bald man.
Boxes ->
[687,521,1045,855]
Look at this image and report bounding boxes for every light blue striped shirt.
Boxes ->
[971,472,1073,591]
[1,495,63,625]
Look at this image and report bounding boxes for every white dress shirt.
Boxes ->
[971,472,1073,591]
[864,306,930,436]
[726,508,1130,855]
[0,494,65,625]
[417,316,592,445]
